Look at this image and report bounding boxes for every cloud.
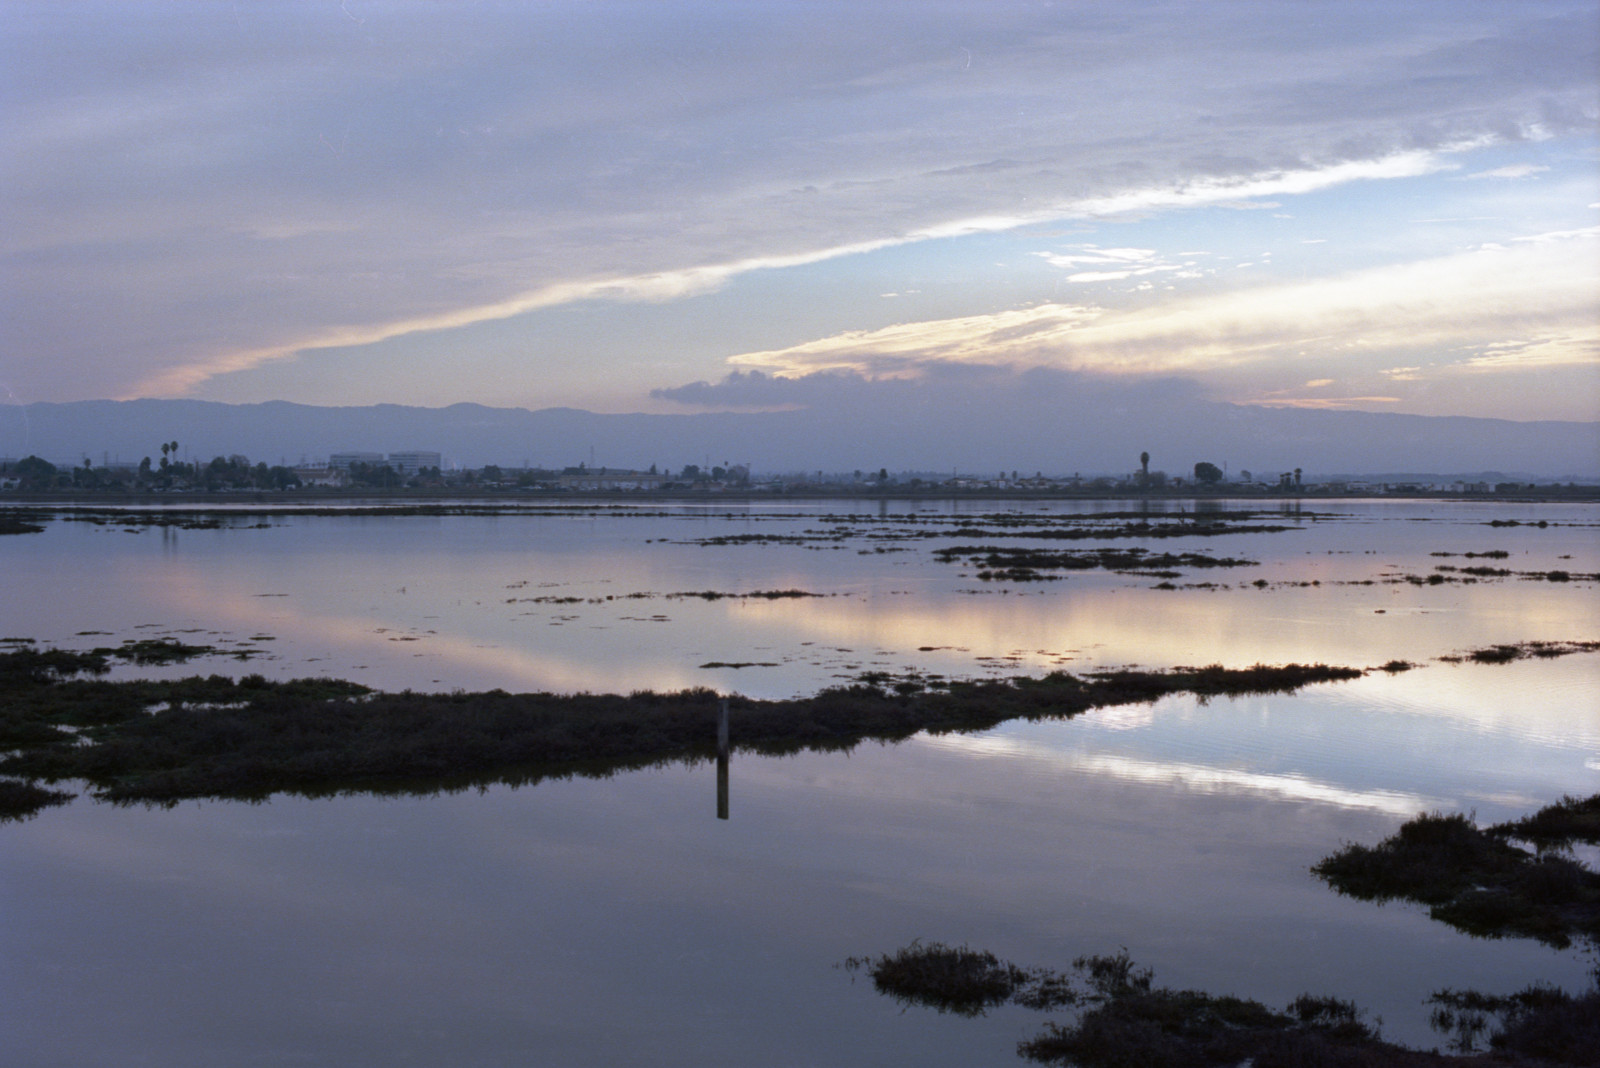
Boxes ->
[1036,245,1194,284]
[1460,163,1550,179]
[2,2,1596,405]
[714,227,1599,384]
[651,363,1206,414]
[1243,395,1401,410]
[722,304,1100,380]
[112,141,1497,400]
[651,370,870,410]
[119,236,906,397]
[1459,329,1600,372]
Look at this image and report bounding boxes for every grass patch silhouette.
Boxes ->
[1313,797,1600,949]
[1,645,1362,808]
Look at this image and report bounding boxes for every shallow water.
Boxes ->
[2,498,1597,1064]
[6,498,1598,697]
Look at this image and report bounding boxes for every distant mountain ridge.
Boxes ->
[2,398,1596,480]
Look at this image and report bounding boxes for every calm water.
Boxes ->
[3,498,1598,1065]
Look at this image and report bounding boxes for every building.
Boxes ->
[386,451,442,476]
[328,452,384,470]
[556,468,665,492]
[294,466,345,488]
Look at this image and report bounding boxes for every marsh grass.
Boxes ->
[1429,984,1600,1061]
[1491,794,1600,851]
[1441,640,1600,665]
[1312,800,1600,948]
[0,513,47,535]
[843,942,1035,1016]
[844,945,1503,1067]
[0,779,74,821]
[851,941,1598,1065]
[933,546,1258,579]
[0,648,1363,807]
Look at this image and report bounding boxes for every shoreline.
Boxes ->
[6,485,1600,506]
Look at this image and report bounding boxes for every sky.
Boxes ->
[2,1,1597,424]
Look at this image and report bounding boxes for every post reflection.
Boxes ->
[717,696,730,820]
[717,751,730,821]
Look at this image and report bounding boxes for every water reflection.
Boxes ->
[7,500,1596,702]
[6,723,1588,1065]
[3,498,1596,1064]
[718,696,730,820]
[926,732,1441,816]
[717,751,730,821]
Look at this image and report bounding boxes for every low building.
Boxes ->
[556,469,665,492]
[387,451,442,476]
[328,452,384,470]
[294,466,345,488]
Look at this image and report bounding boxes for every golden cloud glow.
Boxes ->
[727,303,1100,376]
[722,226,1600,381]
[1243,396,1402,409]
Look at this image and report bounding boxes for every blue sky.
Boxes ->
[2,1,1596,422]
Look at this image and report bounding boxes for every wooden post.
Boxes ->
[716,697,730,820]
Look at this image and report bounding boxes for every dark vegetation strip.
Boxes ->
[509,589,830,604]
[0,650,1362,813]
[684,518,1303,546]
[0,780,73,821]
[1427,566,1598,582]
[21,504,711,522]
[1438,640,1600,665]
[0,512,48,535]
[1312,796,1600,948]
[933,546,1258,581]
[925,520,1299,541]
[818,508,1330,526]
[1493,794,1600,851]
[846,943,1596,1066]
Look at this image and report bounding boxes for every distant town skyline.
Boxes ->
[3,1,1596,427]
[4,396,1596,481]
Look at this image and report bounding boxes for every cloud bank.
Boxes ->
[1,1,1595,419]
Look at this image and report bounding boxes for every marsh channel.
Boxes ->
[2,497,1597,1066]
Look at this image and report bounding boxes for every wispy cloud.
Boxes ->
[1460,163,1550,179]
[725,304,1100,380]
[122,147,1544,398]
[1243,395,1402,410]
[1035,245,1195,283]
[722,228,1599,386]
[121,237,906,397]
